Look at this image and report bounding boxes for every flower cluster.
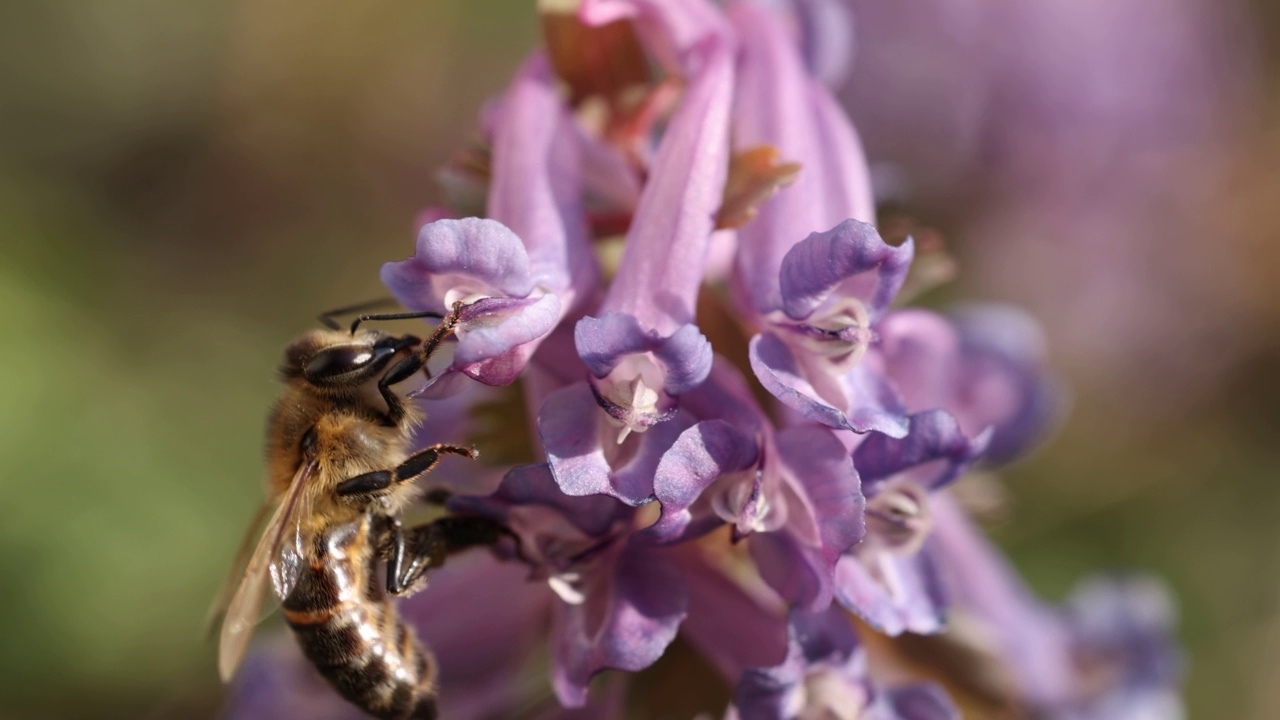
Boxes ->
[228,1,1182,718]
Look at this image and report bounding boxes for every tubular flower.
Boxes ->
[382,54,597,393]
[730,608,958,720]
[726,1,910,437]
[571,30,729,442]
[225,1,1184,718]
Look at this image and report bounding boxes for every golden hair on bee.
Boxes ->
[212,301,521,720]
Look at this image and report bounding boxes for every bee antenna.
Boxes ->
[348,310,446,335]
[316,298,398,330]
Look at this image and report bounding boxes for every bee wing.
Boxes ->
[216,458,317,683]
[204,500,272,639]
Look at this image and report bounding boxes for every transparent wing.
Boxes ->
[205,500,272,639]
[216,458,317,682]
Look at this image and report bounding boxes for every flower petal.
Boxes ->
[834,544,948,636]
[875,309,962,413]
[678,553,790,682]
[750,532,831,612]
[454,294,561,364]
[487,52,598,299]
[732,607,864,720]
[538,382,693,504]
[597,35,731,335]
[382,218,535,310]
[728,0,874,315]
[776,425,865,563]
[639,419,760,543]
[853,409,992,495]
[574,313,713,395]
[951,304,1064,465]
[552,545,688,707]
[779,219,914,322]
[749,332,908,436]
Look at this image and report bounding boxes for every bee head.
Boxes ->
[280,329,418,390]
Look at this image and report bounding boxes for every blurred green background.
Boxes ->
[1,1,1278,718]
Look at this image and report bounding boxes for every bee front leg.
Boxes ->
[386,516,525,596]
[374,302,465,426]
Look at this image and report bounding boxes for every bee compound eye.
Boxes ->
[303,344,376,385]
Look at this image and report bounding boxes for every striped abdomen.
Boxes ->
[282,517,438,720]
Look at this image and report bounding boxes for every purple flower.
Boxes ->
[224,1,1184,718]
[638,357,866,611]
[730,607,959,720]
[383,54,596,391]
[877,305,1062,464]
[447,463,684,707]
[571,30,730,441]
[832,409,990,635]
[726,2,911,437]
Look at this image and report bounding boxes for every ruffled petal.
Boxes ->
[750,332,908,436]
[640,419,759,543]
[453,293,562,366]
[834,544,948,636]
[538,382,692,504]
[382,218,535,308]
[854,409,992,495]
[575,313,713,395]
[551,545,688,707]
[779,219,914,322]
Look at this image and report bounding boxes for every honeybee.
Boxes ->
[213,301,517,720]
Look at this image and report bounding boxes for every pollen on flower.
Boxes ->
[795,668,868,720]
[442,287,491,308]
[597,353,667,443]
[864,483,933,556]
[548,571,587,605]
[776,295,875,374]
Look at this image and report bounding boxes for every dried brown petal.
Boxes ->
[716,145,801,230]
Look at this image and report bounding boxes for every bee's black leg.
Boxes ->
[335,444,477,498]
[374,303,465,426]
[386,516,525,595]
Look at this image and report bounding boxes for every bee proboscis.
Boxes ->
[212,301,517,720]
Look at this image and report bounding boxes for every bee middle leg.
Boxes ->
[335,443,477,498]
[385,516,523,595]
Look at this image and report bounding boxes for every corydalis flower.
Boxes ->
[727,1,911,437]
[383,54,597,392]
[730,608,958,720]
[227,1,1183,718]
[572,23,730,442]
